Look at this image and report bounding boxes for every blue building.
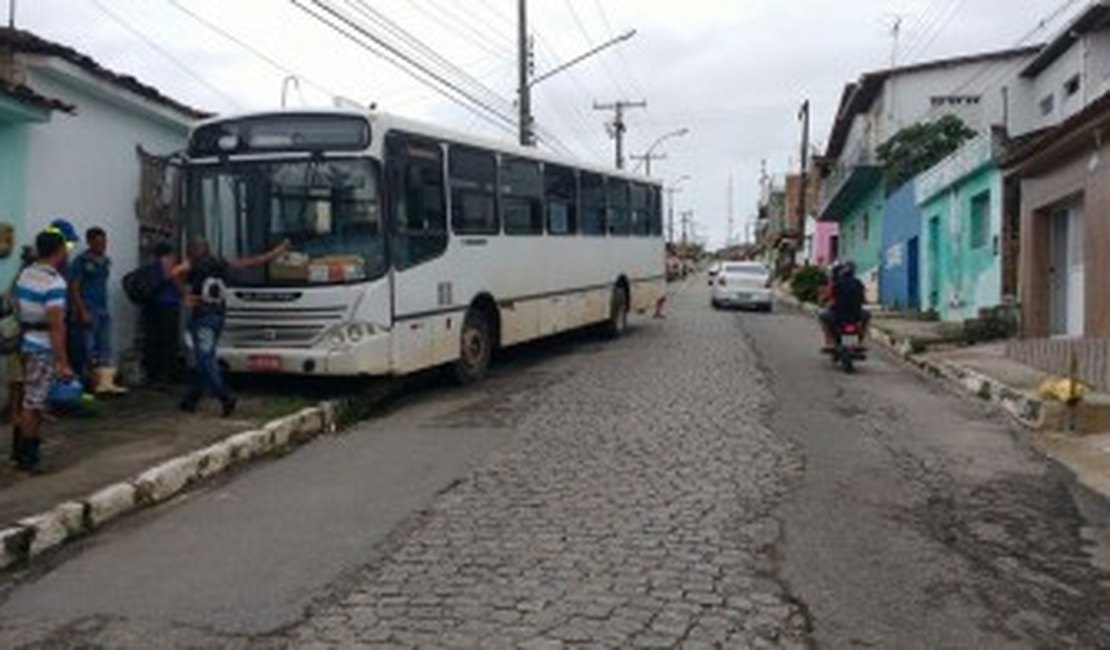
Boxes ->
[879,181,922,311]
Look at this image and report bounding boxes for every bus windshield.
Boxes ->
[187,158,386,286]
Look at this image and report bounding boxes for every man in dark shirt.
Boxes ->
[173,238,288,416]
[819,261,870,350]
[143,242,182,387]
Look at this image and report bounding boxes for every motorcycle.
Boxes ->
[827,322,867,373]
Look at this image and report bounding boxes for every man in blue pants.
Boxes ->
[172,238,288,417]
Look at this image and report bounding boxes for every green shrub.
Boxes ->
[790,265,828,304]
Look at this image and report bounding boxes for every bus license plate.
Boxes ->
[248,355,282,372]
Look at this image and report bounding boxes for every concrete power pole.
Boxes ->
[594,100,646,169]
[629,152,665,176]
[680,210,694,256]
[727,174,735,246]
[517,0,535,146]
[7,0,15,28]
[798,100,811,228]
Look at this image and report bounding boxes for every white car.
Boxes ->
[710,262,773,311]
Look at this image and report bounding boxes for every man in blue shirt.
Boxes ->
[70,227,125,395]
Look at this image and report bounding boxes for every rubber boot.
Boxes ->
[15,436,42,475]
[93,368,127,396]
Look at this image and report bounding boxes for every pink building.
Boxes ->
[806,220,840,267]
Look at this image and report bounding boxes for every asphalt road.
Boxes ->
[0,277,1106,648]
[741,303,1110,649]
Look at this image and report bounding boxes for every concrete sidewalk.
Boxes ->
[0,376,396,569]
[0,387,304,525]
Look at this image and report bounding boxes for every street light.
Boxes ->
[632,128,691,176]
[665,174,691,245]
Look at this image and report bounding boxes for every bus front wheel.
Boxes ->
[603,285,629,339]
[453,309,492,384]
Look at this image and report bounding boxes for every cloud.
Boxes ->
[16,0,1076,246]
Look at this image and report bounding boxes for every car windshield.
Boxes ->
[186,159,385,286]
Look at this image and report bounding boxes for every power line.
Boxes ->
[563,0,629,96]
[899,0,951,60]
[292,0,518,134]
[408,0,514,60]
[590,0,648,98]
[167,0,343,103]
[904,0,969,62]
[87,0,241,108]
[343,0,512,113]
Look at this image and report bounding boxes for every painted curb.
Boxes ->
[868,328,1051,430]
[0,386,385,572]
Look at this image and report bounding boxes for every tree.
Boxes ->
[876,115,977,192]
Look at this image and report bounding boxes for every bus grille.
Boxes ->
[223,305,348,349]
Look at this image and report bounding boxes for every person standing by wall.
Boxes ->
[70,227,126,395]
[15,231,74,474]
[143,242,181,388]
[173,238,288,417]
[7,246,36,465]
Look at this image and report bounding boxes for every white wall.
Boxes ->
[1009,32,1110,137]
[836,55,1033,165]
[22,66,191,367]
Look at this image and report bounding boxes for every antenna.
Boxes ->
[891,15,903,67]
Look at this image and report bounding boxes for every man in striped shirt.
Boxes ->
[14,231,74,473]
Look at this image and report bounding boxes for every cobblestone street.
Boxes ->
[1,279,1109,648]
[289,284,808,648]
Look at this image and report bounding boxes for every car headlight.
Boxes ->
[347,324,364,342]
[330,329,346,346]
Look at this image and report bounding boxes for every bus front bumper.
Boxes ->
[217,333,393,376]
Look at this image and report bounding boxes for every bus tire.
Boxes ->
[603,284,629,339]
[452,309,492,384]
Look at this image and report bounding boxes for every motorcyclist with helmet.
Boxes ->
[819,260,870,352]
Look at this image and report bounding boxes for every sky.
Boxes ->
[9,0,1087,247]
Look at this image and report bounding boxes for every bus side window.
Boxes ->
[450,146,499,235]
[501,156,544,236]
[387,133,447,270]
[630,183,651,236]
[545,164,577,236]
[580,172,606,236]
[649,186,663,236]
[607,178,631,236]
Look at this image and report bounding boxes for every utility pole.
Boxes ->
[7,0,15,28]
[517,0,535,146]
[629,152,665,176]
[680,210,694,256]
[594,99,646,169]
[727,174,735,246]
[798,100,811,229]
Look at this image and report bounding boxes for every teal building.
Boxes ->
[915,135,1002,321]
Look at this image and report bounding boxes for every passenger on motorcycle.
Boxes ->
[819,260,870,351]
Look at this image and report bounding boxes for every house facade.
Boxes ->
[916,133,1003,321]
[1002,2,1110,340]
[878,180,922,311]
[0,28,204,372]
[818,46,1040,304]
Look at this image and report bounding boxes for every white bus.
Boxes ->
[183,110,665,381]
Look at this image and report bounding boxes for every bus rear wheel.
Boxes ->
[603,285,629,339]
[453,309,492,384]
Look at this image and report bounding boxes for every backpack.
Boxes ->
[122,263,163,305]
[0,293,20,355]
